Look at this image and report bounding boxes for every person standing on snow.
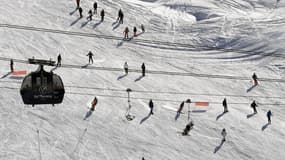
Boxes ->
[93,2,98,14]
[57,54,62,67]
[221,128,227,142]
[86,51,94,64]
[222,98,228,113]
[149,99,154,115]
[78,7,83,18]
[76,0,80,9]
[250,100,258,113]
[133,26,137,37]
[87,9,93,21]
[141,63,146,77]
[91,96,98,111]
[141,24,145,33]
[10,59,14,73]
[267,110,272,124]
[252,72,258,85]
[124,62,128,75]
[117,9,124,24]
[123,27,129,39]
[100,9,105,22]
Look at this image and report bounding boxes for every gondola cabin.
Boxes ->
[20,59,65,106]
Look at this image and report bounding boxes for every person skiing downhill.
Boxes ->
[222,98,228,113]
[123,27,129,39]
[124,62,128,75]
[57,54,62,67]
[141,63,145,77]
[10,59,14,73]
[221,128,227,142]
[182,121,194,135]
[93,2,98,14]
[78,7,83,18]
[86,51,94,64]
[91,96,98,111]
[267,110,272,124]
[251,100,258,113]
[87,9,93,21]
[149,99,154,115]
[133,26,137,37]
[252,73,258,85]
[177,101,185,113]
[100,9,105,22]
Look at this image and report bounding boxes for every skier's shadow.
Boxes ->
[213,139,225,153]
[70,17,82,26]
[112,21,120,30]
[246,112,256,119]
[216,111,227,121]
[81,64,90,68]
[0,72,11,79]
[93,21,102,29]
[117,73,127,80]
[261,123,270,131]
[246,84,257,93]
[81,21,90,28]
[83,110,93,120]
[175,112,181,121]
[140,113,151,124]
[135,75,144,82]
[69,8,78,15]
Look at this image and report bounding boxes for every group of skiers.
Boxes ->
[123,62,146,77]
[76,1,105,22]
[123,24,145,39]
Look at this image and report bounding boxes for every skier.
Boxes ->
[141,24,145,33]
[10,59,14,73]
[91,96,98,111]
[141,63,145,77]
[117,9,122,22]
[182,121,194,135]
[117,9,124,24]
[123,27,129,39]
[267,110,272,124]
[93,2,98,14]
[133,26,137,37]
[57,54,62,67]
[76,0,80,9]
[86,51,94,64]
[222,98,228,113]
[100,9,105,22]
[149,99,154,115]
[177,101,184,113]
[250,100,258,114]
[87,9,93,21]
[78,7,83,18]
[252,72,258,85]
[221,128,227,142]
[124,62,128,75]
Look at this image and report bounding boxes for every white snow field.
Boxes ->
[1,0,285,159]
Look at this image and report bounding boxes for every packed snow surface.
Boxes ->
[0,0,285,159]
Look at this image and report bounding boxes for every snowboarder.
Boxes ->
[222,98,228,113]
[93,2,98,14]
[78,7,83,18]
[76,0,80,9]
[182,121,194,135]
[250,100,258,113]
[141,63,145,77]
[86,51,94,64]
[10,59,14,73]
[141,24,145,33]
[91,96,98,111]
[123,27,129,39]
[87,9,93,21]
[177,101,184,113]
[267,110,272,124]
[252,72,258,85]
[57,54,62,67]
[100,9,105,22]
[149,99,154,115]
[133,26,137,37]
[124,62,128,75]
[221,128,227,142]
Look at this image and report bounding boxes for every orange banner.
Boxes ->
[195,102,209,106]
[12,70,27,76]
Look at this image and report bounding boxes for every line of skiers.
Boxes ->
[123,24,145,39]
[123,62,146,77]
[76,1,105,22]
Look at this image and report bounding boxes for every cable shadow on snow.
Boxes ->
[213,139,225,153]
[140,113,151,124]
[261,123,270,131]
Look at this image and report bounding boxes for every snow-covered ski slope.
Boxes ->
[0,0,285,159]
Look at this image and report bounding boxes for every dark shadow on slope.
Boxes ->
[70,17,82,26]
[191,110,207,113]
[9,76,24,80]
[135,75,144,82]
[81,64,90,68]
[0,72,11,79]
[216,111,228,121]
[81,21,90,28]
[69,8,78,15]
[112,21,121,30]
[246,84,257,93]
[214,139,225,153]
[93,21,102,29]
[140,113,151,124]
[261,123,270,131]
[247,112,257,119]
[175,112,181,121]
[117,73,127,80]
[83,110,93,120]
